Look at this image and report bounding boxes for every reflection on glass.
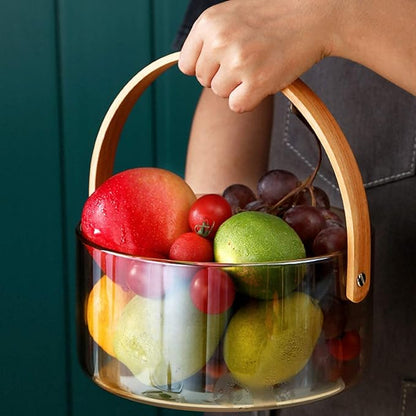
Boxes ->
[76,228,370,412]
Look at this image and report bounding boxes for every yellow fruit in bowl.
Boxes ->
[86,275,134,356]
[223,291,323,387]
[214,211,306,299]
[112,286,229,387]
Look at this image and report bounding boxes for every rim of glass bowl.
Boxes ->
[76,223,345,268]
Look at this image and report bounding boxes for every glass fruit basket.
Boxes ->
[76,52,372,412]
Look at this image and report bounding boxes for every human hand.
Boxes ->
[179,0,341,112]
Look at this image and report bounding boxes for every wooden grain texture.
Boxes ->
[90,52,371,303]
[89,53,180,193]
[282,80,371,302]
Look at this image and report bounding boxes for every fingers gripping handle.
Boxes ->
[89,51,371,303]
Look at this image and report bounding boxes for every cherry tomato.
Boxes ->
[190,268,235,314]
[88,246,166,292]
[327,330,361,361]
[204,359,228,380]
[169,232,213,262]
[124,260,175,298]
[188,194,232,239]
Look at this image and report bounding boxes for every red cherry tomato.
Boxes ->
[124,260,175,298]
[87,246,166,292]
[327,330,361,361]
[169,232,213,262]
[188,194,232,239]
[204,359,228,379]
[190,268,235,314]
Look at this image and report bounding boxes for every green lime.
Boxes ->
[223,291,323,387]
[214,211,306,299]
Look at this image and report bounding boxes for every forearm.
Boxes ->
[185,88,273,195]
[333,0,416,94]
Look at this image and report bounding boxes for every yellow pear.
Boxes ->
[224,291,323,387]
[113,285,228,387]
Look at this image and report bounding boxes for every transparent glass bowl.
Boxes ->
[76,227,370,412]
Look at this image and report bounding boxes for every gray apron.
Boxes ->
[175,3,416,415]
[272,59,416,416]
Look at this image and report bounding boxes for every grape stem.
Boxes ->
[268,105,323,215]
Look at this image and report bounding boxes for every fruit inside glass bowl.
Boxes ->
[77,233,369,411]
[77,159,368,411]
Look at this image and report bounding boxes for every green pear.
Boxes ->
[113,285,228,387]
[223,291,323,387]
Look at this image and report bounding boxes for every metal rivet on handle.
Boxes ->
[357,272,367,287]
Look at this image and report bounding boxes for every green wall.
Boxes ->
[1,1,201,414]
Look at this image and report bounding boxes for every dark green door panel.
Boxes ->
[0,0,68,414]
[1,0,203,415]
[152,0,202,177]
[60,0,156,413]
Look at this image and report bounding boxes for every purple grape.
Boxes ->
[223,184,256,214]
[312,226,347,256]
[244,199,268,212]
[320,295,348,339]
[257,169,299,205]
[295,186,330,209]
[283,205,326,243]
[319,208,345,227]
[324,219,345,229]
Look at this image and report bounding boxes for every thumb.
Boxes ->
[228,82,268,113]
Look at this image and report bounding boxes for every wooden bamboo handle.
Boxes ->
[89,51,371,303]
[89,52,180,194]
[282,81,371,303]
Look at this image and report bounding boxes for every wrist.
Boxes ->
[328,0,416,94]
[324,0,358,59]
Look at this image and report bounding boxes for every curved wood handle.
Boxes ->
[282,81,371,303]
[89,51,371,303]
[89,52,180,194]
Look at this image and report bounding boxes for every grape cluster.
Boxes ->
[222,169,347,257]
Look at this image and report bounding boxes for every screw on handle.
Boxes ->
[88,51,371,303]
